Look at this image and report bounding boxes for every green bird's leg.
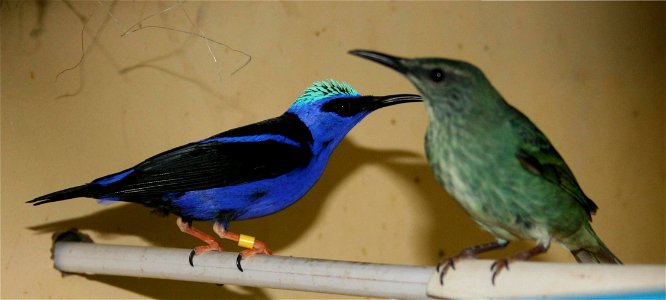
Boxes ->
[437,239,510,285]
[490,243,549,285]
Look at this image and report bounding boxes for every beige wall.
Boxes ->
[2,2,664,299]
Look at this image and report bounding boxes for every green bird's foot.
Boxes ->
[437,260,457,285]
[490,259,510,285]
[436,255,470,285]
[437,240,510,285]
[490,244,549,285]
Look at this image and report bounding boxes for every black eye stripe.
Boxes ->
[321,97,365,117]
[430,68,445,82]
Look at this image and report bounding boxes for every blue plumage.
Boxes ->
[29,80,421,270]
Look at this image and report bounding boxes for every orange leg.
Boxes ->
[212,222,273,272]
[176,217,224,266]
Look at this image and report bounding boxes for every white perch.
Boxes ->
[53,242,433,299]
[53,242,665,299]
[425,259,665,299]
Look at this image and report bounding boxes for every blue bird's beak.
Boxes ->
[349,49,410,75]
[321,94,421,117]
[347,94,422,115]
[365,94,422,110]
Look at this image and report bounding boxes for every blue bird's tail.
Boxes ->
[28,184,96,206]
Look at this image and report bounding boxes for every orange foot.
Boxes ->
[176,217,224,266]
[177,218,273,271]
[212,222,273,272]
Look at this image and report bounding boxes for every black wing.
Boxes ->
[94,113,314,198]
[97,140,311,197]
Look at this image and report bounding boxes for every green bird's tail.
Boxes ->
[572,241,623,264]
[567,224,622,264]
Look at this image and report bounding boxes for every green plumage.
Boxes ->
[350,50,621,284]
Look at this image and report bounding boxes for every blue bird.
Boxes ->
[29,80,421,271]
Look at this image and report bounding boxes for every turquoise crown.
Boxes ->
[293,80,360,107]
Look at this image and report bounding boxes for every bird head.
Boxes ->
[287,80,421,150]
[349,50,503,122]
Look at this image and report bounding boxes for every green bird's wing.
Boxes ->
[509,109,598,219]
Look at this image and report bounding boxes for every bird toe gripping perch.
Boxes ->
[187,232,258,271]
[236,234,255,272]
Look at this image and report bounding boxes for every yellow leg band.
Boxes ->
[238,234,255,249]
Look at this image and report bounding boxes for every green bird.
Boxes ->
[349,50,622,285]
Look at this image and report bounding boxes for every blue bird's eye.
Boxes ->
[430,68,445,83]
[322,98,361,117]
[337,102,351,113]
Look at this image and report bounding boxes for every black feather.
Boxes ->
[30,113,314,206]
[28,184,97,205]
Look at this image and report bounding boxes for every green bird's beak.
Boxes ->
[349,50,410,75]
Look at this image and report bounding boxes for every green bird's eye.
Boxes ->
[430,68,445,83]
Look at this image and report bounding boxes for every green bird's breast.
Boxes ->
[425,120,587,245]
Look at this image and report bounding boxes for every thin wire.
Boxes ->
[123,25,252,76]
[119,0,185,37]
[55,7,97,99]
[104,0,251,76]
[95,0,124,33]
[181,5,216,63]
[55,1,251,99]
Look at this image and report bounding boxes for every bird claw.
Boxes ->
[188,243,223,267]
[490,259,510,285]
[236,253,244,272]
[189,249,196,267]
[436,259,455,272]
[437,249,482,285]
[235,243,273,272]
[436,258,458,285]
[190,248,244,272]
